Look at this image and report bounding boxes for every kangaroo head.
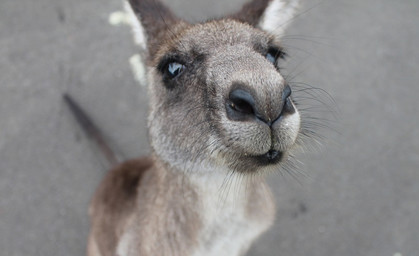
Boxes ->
[127,0,301,173]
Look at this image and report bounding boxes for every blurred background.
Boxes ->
[1,0,418,255]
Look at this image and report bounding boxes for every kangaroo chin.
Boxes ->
[85,0,302,255]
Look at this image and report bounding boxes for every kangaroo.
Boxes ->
[84,0,302,255]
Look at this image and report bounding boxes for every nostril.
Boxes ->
[228,89,256,116]
[282,84,292,101]
[229,99,254,115]
[280,84,295,115]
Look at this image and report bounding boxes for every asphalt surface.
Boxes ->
[1,0,418,255]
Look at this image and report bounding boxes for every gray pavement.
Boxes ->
[1,0,419,255]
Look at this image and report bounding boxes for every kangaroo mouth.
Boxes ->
[228,149,285,173]
[252,150,283,166]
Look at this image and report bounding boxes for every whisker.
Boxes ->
[272,0,326,37]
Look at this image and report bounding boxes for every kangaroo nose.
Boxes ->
[226,85,295,124]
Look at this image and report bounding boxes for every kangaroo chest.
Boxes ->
[116,171,275,256]
[190,175,275,256]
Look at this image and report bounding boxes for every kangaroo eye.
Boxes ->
[167,62,185,79]
[266,52,276,64]
[265,48,286,65]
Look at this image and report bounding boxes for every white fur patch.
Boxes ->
[189,173,273,256]
[108,3,148,87]
[116,232,133,256]
[280,108,301,148]
[108,11,130,26]
[259,0,299,38]
[123,1,147,50]
[129,54,147,87]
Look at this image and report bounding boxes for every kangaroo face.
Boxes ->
[146,19,300,173]
[127,0,301,173]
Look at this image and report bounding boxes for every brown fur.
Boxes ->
[230,0,271,26]
[129,160,202,256]
[128,0,186,58]
[88,157,153,256]
[88,157,202,256]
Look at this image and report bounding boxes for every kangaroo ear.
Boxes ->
[231,0,299,38]
[125,0,180,56]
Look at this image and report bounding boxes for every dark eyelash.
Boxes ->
[267,47,287,60]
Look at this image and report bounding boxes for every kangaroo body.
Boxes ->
[86,0,301,255]
[88,157,274,256]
